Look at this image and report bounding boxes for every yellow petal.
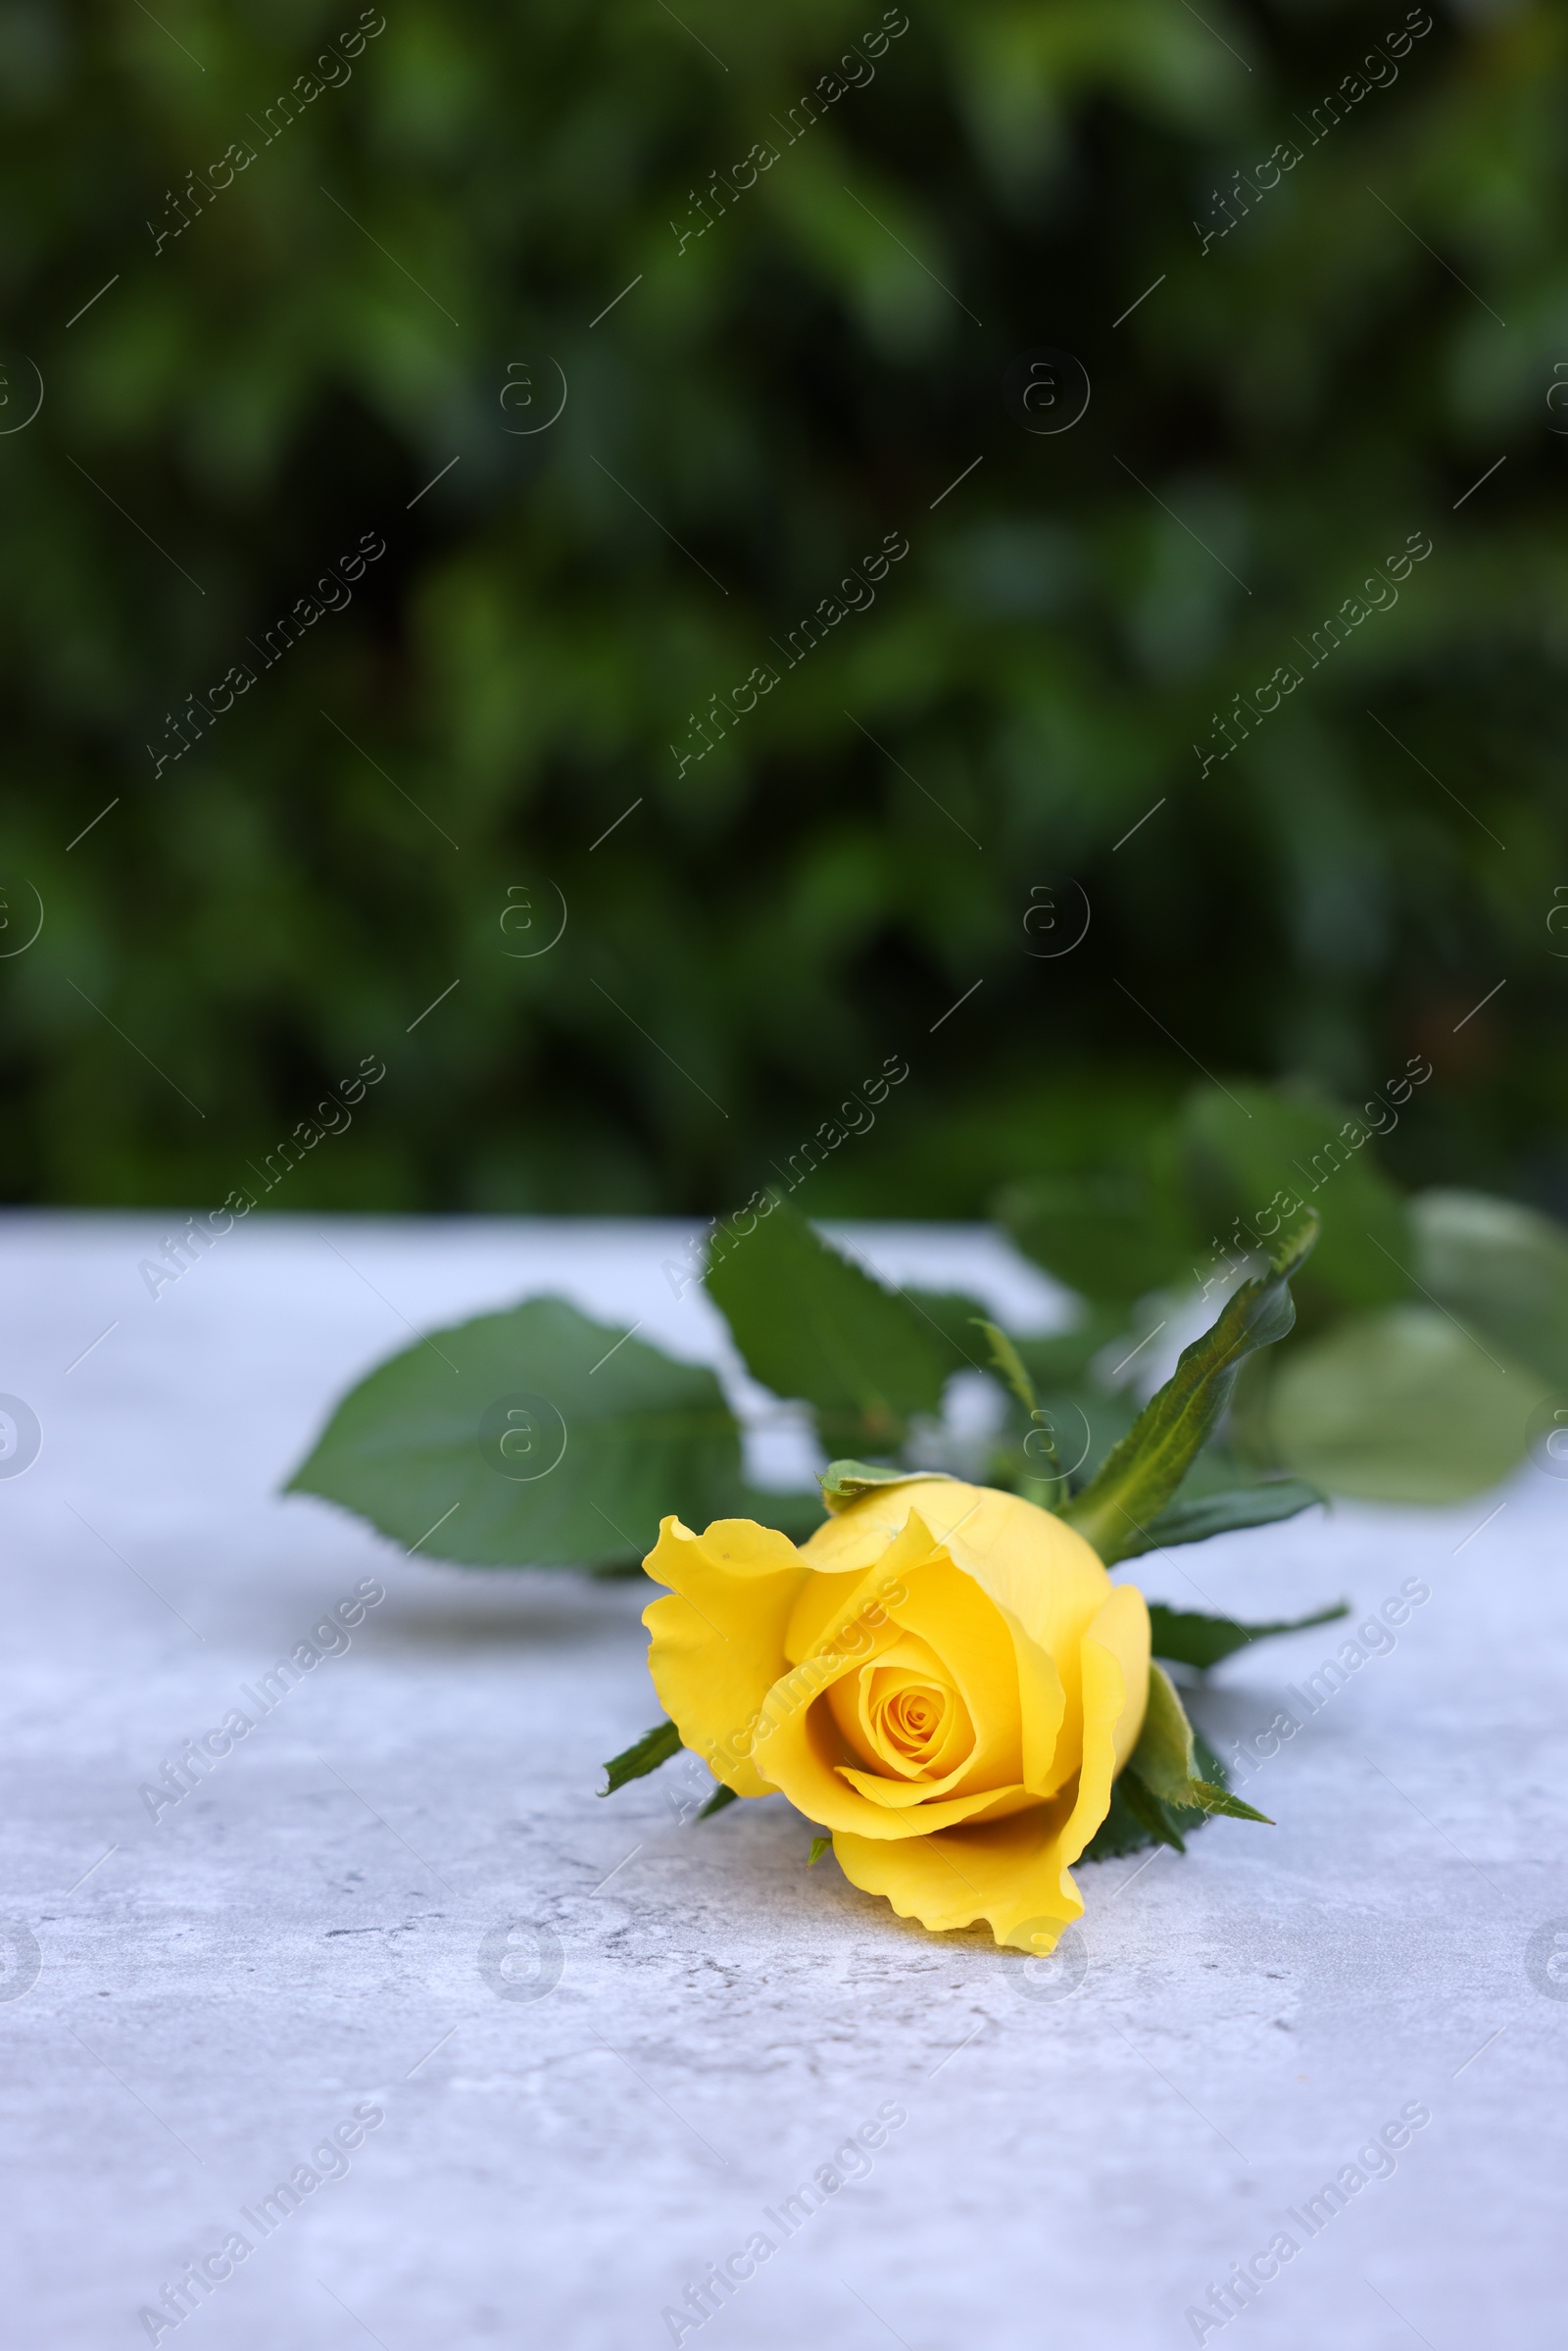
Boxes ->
[1002,1599,1071,1799]
[798,1483,1107,1658]
[641,1516,807,1798]
[875,1556,1024,1790]
[784,1561,881,1662]
[1046,1582,1151,1881]
[811,1498,1079,1798]
[837,1764,955,1809]
[800,1476,992,1573]
[837,1776,1042,1828]
[752,1607,1031,1840]
[830,1799,1083,1947]
[830,1580,1152,1949]
[1089,1582,1152,1779]
[769,1702,1032,1835]
[802,1480,1111,1657]
[826,1637,976,1786]
[747,1513,1006,1835]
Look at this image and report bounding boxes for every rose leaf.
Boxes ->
[1112,1478,1325,1558]
[1061,1212,1319,1565]
[285,1295,760,1569]
[1129,1663,1272,1826]
[601,1719,682,1795]
[705,1193,948,1455]
[1149,1599,1349,1673]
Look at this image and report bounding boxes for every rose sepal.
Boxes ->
[1119,1661,1273,1834]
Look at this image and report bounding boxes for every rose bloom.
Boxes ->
[643,1476,1150,1952]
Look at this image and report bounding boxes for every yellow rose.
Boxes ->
[642,1475,1150,1953]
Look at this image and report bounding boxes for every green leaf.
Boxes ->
[697,1784,739,1819]
[706,1195,950,1453]
[1263,1302,1549,1503]
[995,1165,1195,1305]
[818,1459,959,1511]
[898,1289,995,1373]
[1148,1599,1349,1673]
[1081,1730,1238,1863]
[1117,1766,1191,1852]
[808,1834,832,1865]
[286,1296,749,1569]
[1413,1189,1568,1390]
[1061,1215,1319,1564]
[1082,1772,1178,1861]
[1181,1082,1412,1310]
[1112,1478,1324,1558]
[1128,1663,1272,1825]
[601,1719,681,1795]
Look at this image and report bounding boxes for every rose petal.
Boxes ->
[829,1582,1151,1946]
[830,1798,1080,1944]
[642,1515,808,1798]
[827,1638,972,1783]
[748,1514,1005,1835]
[879,1557,1026,1792]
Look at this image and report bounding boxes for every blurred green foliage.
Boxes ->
[2,0,1565,1212]
[1002,1077,1568,1500]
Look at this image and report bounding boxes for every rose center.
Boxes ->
[871,1676,953,1767]
[824,1636,980,1787]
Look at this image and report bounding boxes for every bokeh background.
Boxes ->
[1,0,1560,1216]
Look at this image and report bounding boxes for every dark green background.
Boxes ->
[1,0,1560,1216]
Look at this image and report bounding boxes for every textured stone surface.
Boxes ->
[1,1211,1563,2350]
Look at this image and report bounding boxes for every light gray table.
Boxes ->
[2,1212,1562,2349]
